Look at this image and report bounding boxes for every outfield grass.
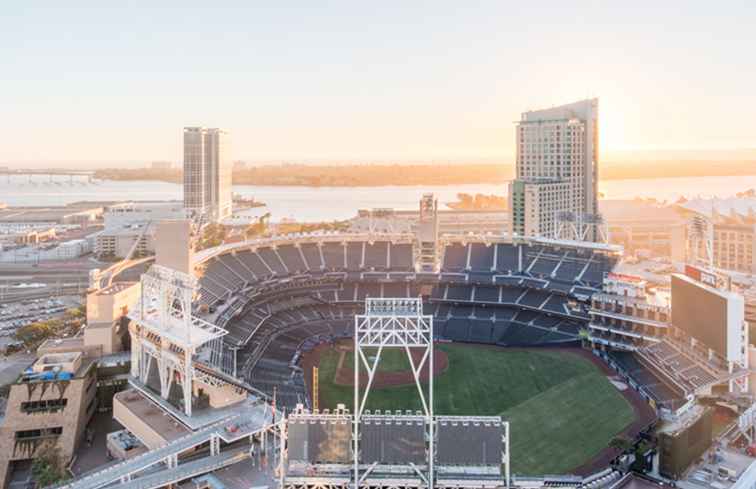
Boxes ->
[316,343,636,475]
[503,372,635,474]
[344,347,413,373]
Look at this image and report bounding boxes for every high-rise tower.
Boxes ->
[509,99,600,240]
[183,127,232,221]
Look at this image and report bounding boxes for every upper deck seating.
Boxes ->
[278,245,309,274]
[346,242,364,270]
[389,243,413,270]
[300,243,323,270]
[443,243,467,272]
[258,247,288,275]
[237,250,274,277]
[322,242,345,270]
[469,243,495,272]
[364,241,389,270]
[495,243,520,273]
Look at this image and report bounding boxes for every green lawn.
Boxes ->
[344,347,413,373]
[316,344,636,475]
[503,372,635,474]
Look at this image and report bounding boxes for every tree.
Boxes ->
[32,445,69,487]
[244,213,271,239]
[609,436,633,453]
[197,223,229,250]
[12,305,86,350]
[65,306,85,319]
[15,320,59,348]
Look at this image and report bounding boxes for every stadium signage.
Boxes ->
[685,264,718,287]
[606,272,644,283]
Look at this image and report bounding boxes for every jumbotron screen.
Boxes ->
[671,274,728,358]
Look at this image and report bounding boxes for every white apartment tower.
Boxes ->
[509,98,599,240]
[183,127,232,221]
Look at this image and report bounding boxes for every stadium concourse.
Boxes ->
[194,234,618,412]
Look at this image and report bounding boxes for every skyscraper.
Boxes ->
[183,127,232,221]
[509,98,599,240]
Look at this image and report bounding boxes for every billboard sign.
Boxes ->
[606,272,645,283]
[685,264,718,288]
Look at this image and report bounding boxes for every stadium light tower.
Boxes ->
[415,193,441,273]
[555,211,609,243]
[353,297,434,487]
[687,214,714,270]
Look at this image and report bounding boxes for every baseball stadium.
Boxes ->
[50,208,746,489]
[189,207,656,482]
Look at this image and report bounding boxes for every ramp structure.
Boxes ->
[55,264,282,489]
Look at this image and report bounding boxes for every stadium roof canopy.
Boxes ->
[680,197,756,222]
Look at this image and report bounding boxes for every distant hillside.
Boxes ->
[601,160,756,179]
[95,168,182,183]
[95,164,513,186]
[94,159,756,186]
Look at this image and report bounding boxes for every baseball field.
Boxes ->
[306,342,642,475]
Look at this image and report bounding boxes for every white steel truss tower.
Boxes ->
[127,264,227,416]
[687,214,714,269]
[353,298,434,487]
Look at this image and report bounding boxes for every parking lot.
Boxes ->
[0,295,82,338]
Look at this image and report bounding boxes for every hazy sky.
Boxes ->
[2,1,755,165]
